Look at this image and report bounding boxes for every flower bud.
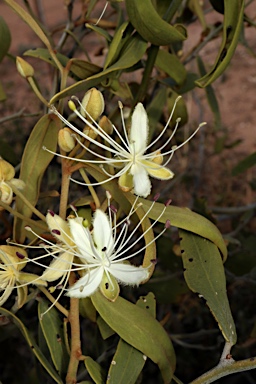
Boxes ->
[98,115,113,135]
[83,125,98,140]
[0,158,15,181]
[16,56,34,78]
[58,128,76,152]
[81,88,104,121]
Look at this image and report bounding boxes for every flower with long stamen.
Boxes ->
[47,94,205,198]
[0,245,47,307]
[26,195,168,302]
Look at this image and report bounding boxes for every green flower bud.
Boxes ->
[16,56,34,78]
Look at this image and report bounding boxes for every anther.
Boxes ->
[110,205,117,214]
[153,193,160,202]
[165,220,171,229]
[52,229,61,236]
[16,252,25,259]
[25,226,32,231]
[165,198,172,207]
[48,210,55,217]
[118,101,123,109]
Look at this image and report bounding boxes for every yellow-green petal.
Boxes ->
[141,160,174,180]
[118,171,134,191]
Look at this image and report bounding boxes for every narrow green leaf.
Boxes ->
[136,197,228,262]
[0,307,63,384]
[0,16,11,63]
[25,49,101,80]
[125,0,187,46]
[104,21,130,68]
[155,50,187,86]
[14,114,60,242]
[107,341,146,384]
[92,291,176,383]
[50,34,147,103]
[84,356,106,384]
[179,230,237,345]
[232,151,256,176]
[38,299,69,378]
[197,56,221,129]
[107,293,156,384]
[4,0,52,49]
[85,23,112,42]
[196,0,245,87]
[147,87,168,141]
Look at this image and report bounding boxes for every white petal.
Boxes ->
[66,267,104,298]
[93,210,114,255]
[69,217,96,262]
[131,164,151,197]
[129,103,148,155]
[109,263,149,285]
[46,212,72,245]
[41,251,73,282]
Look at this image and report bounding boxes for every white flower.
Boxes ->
[25,195,168,302]
[48,95,204,198]
[0,245,47,307]
[66,208,150,300]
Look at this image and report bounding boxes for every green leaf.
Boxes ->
[50,33,147,103]
[107,341,146,384]
[196,0,245,87]
[197,56,221,129]
[136,197,228,262]
[84,356,106,384]
[38,299,69,378]
[92,291,176,383]
[179,230,237,345]
[4,0,52,50]
[0,16,11,63]
[104,22,133,69]
[85,23,112,42]
[125,0,187,46]
[147,87,168,141]
[14,114,60,242]
[155,50,187,86]
[107,293,156,384]
[0,307,63,384]
[232,151,256,176]
[25,48,101,80]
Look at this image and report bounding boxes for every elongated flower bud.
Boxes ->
[16,56,34,78]
[99,115,113,135]
[80,88,104,121]
[58,127,75,152]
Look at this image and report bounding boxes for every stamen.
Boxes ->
[52,229,61,236]
[16,252,25,259]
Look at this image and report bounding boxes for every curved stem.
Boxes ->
[190,357,256,384]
